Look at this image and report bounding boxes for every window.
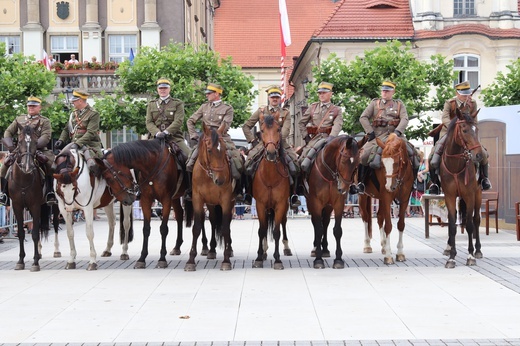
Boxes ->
[454,0,475,16]
[108,35,137,63]
[50,36,79,52]
[453,54,479,88]
[0,36,21,55]
[111,127,139,147]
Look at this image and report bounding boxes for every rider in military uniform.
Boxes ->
[185,83,244,200]
[0,96,57,206]
[145,77,190,157]
[357,80,416,194]
[428,81,491,194]
[243,85,300,207]
[54,89,102,174]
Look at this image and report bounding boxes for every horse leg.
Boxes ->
[119,204,133,260]
[281,214,292,256]
[271,209,284,270]
[473,199,483,259]
[169,199,184,256]
[82,207,98,270]
[360,196,373,253]
[332,203,345,269]
[135,199,153,269]
[321,207,332,258]
[207,206,217,259]
[253,204,268,268]
[395,200,408,262]
[220,204,233,271]
[14,209,26,270]
[64,210,77,269]
[379,202,394,265]
[101,204,116,257]
[185,201,204,271]
[200,221,209,256]
[310,211,325,268]
[445,210,459,269]
[29,206,42,272]
[53,205,61,258]
[156,200,172,269]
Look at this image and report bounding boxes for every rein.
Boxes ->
[102,158,141,199]
[314,146,354,196]
[198,137,229,182]
[384,149,406,190]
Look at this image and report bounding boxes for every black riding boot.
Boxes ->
[183,171,193,202]
[356,164,367,194]
[480,164,492,190]
[290,175,301,209]
[0,177,8,206]
[45,175,58,205]
[243,174,253,205]
[429,167,441,195]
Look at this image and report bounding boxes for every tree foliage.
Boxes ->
[308,41,456,140]
[481,58,520,107]
[95,43,256,135]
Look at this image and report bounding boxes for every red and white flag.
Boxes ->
[42,50,51,71]
[279,0,291,103]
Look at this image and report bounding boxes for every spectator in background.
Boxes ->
[68,54,79,64]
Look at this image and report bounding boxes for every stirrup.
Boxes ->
[429,184,440,195]
[183,190,192,202]
[357,183,365,195]
[481,178,492,191]
[0,192,8,206]
[46,192,58,205]
[290,195,301,208]
[349,185,359,195]
[243,194,253,206]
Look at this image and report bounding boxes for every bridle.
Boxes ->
[102,158,141,199]
[383,146,406,191]
[315,141,356,195]
[198,135,229,182]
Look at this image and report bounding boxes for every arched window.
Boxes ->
[453,54,480,88]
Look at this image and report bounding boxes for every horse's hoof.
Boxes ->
[466,258,477,266]
[120,254,129,261]
[363,247,372,254]
[30,265,40,272]
[184,263,197,271]
[53,252,61,258]
[170,248,181,256]
[310,250,316,257]
[443,249,451,256]
[156,260,168,269]
[220,262,232,271]
[313,260,325,269]
[253,260,263,268]
[207,252,216,260]
[284,249,293,256]
[332,260,345,269]
[383,257,395,265]
[396,254,406,262]
[134,261,146,269]
[273,262,284,270]
[200,249,209,256]
[101,251,112,257]
[322,251,331,258]
[445,259,456,269]
[475,252,483,259]
[87,263,98,271]
[15,263,25,270]
[65,262,76,270]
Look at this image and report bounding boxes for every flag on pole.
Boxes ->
[42,50,51,71]
[279,0,291,103]
[129,48,135,65]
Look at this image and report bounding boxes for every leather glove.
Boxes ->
[251,138,259,148]
[395,130,402,137]
[36,137,48,149]
[190,137,199,148]
[368,132,376,141]
[304,134,312,144]
[54,140,64,149]
[155,132,166,139]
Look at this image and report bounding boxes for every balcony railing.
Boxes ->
[53,69,120,95]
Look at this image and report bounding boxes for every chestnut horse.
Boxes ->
[185,123,234,271]
[97,139,192,268]
[307,135,361,269]
[252,113,291,270]
[439,108,484,268]
[358,133,414,264]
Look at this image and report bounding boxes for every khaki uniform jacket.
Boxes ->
[298,102,343,138]
[4,114,52,150]
[59,105,101,149]
[243,106,290,143]
[145,97,185,141]
[359,98,408,137]
[187,101,233,140]
[440,98,478,138]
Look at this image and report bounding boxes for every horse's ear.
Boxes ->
[53,173,62,180]
[345,136,353,148]
[376,137,385,148]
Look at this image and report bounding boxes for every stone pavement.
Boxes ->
[1,213,520,346]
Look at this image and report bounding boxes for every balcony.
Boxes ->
[53,69,120,95]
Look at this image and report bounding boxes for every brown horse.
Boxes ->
[307,135,361,269]
[185,123,234,271]
[96,139,192,268]
[252,113,291,270]
[358,133,414,264]
[439,108,484,268]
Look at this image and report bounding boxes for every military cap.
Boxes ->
[381,80,396,91]
[70,89,89,101]
[317,82,333,93]
[27,96,42,106]
[266,85,282,97]
[455,81,471,95]
[156,78,171,88]
[205,83,223,94]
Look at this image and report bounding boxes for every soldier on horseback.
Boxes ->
[0,96,57,206]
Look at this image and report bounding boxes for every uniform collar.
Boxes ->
[320,102,331,108]
[269,105,281,112]
[212,100,222,107]
[26,114,40,120]
[160,96,170,103]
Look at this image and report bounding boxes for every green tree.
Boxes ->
[481,58,520,107]
[309,40,456,140]
[0,43,64,135]
[95,43,256,135]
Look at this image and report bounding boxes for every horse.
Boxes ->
[185,123,234,271]
[96,139,192,269]
[439,108,484,268]
[306,135,361,269]
[251,113,291,270]
[7,124,52,271]
[53,147,133,270]
[358,133,414,264]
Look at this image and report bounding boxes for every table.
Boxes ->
[421,194,449,238]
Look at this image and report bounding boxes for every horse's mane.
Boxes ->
[107,139,164,165]
[382,133,404,156]
[263,114,275,128]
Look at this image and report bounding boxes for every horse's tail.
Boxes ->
[119,203,134,244]
[184,200,193,228]
[267,209,275,240]
[40,204,50,241]
[51,204,60,234]
[215,205,224,247]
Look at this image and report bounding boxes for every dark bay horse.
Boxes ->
[53,147,133,270]
[439,108,484,268]
[307,135,361,269]
[358,133,414,264]
[97,139,192,269]
[7,124,47,271]
[185,123,234,271]
[252,113,291,270]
